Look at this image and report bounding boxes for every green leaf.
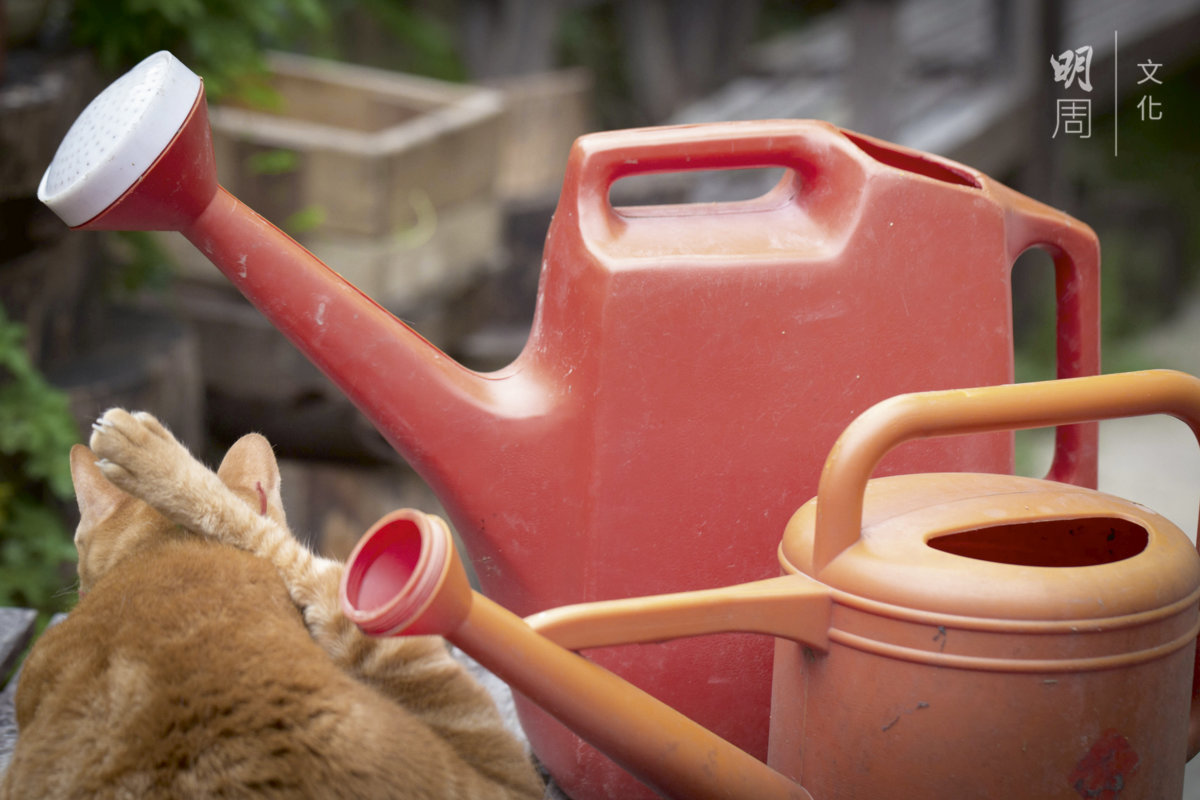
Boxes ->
[285,205,326,234]
[247,149,301,176]
[0,303,80,622]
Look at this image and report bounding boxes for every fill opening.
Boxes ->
[928,517,1149,567]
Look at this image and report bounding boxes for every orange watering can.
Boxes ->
[342,369,1200,800]
[39,52,1102,797]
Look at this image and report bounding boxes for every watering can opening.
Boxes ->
[840,130,982,189]
[927,516,1150,568]
[340,510,462,637]
[344,516,425,612]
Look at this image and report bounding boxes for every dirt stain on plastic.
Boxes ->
[932,625,947,651]
[1069,729,1138,799]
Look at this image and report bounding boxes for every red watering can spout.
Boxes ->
[340,510,816,800]
[36,51,512,499]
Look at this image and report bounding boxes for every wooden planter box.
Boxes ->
[168,52,505,311]
[487,67,592,203]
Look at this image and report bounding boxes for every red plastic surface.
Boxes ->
[77,116,1101,799]
[81,91,218,231]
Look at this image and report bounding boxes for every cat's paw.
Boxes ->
[89,408,190,495]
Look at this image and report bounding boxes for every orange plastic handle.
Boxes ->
[812,369,1200,570]
[808,369,1200,760]
[527,574,831,653]
[1001,182,1102,489]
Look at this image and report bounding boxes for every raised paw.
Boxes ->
[88,409,192,499]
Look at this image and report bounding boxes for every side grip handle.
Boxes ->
[812,370,1200,573]
[526,574,832,652]
[1004,187,1103,488]
[563,119,868,232]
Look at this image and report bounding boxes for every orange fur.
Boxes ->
[1,415,541,799]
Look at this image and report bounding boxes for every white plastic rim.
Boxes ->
[38,51,202,227]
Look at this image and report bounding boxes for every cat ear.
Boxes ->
[70,444,127,525]
[217,433,286,525]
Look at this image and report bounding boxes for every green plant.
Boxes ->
[107,231,178,296]
[67,1,467,104]
[69,0,330,101]
[321,0,465,82]
[0,304,80,622]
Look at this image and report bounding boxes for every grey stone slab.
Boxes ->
[0,609,36,684]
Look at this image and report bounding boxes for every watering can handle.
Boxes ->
[808,368,1200,760]
[1002,184,1102,489]
[812,369,1200,568]
[564,119,867,225]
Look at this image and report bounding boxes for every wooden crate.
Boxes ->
[169,52,505,311]
[486,67,593,203]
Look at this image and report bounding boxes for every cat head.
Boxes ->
[70,433,286,595]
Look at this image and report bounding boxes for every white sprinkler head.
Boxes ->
[38,51,202,227]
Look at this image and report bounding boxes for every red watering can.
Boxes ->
[343,369,1200,800]
[39,52,1101,798]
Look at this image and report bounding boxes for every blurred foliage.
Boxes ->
[755,0,837,36]
[284,205,327,234]
[0,305,79,624]
[557,3,631,129]
[556,1,827,130]
[1014,54,1200,380]
[68,0,329,101]
[1077,57,1200,340]
[310,0,465,82]
[67,0,464,103]
[247,148,302,176]
[107,232,178,297]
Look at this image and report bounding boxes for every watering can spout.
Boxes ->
[36,51,518,493]
[341,510,818,800]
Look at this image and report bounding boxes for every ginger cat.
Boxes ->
[1,409,542,799]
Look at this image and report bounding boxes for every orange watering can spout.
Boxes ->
[35,51,519,509]
[340,509,820,800]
